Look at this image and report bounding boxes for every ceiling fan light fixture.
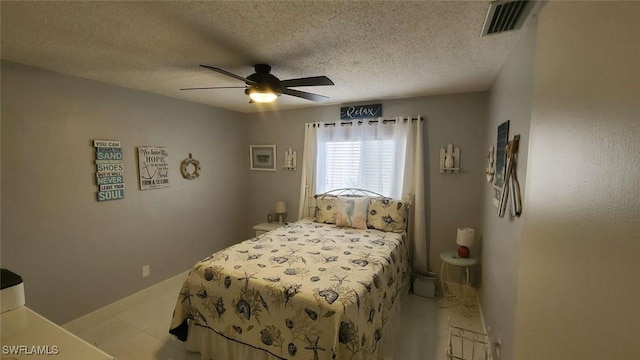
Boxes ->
[246,87,280,103]
[192,64,334,103]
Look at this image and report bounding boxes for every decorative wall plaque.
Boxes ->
[93,139,124,202]
[340,104,382,120]
[137,146,170,190]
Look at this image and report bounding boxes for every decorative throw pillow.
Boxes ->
[367,197,409,233]
[335,196,369,230]
[314,195,338,224]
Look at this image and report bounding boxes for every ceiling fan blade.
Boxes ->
[199,65,257,85]
[280,76,334,88]
[282,88,329,102]
[180,86,247,90]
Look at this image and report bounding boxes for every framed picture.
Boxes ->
[250,145,276,171]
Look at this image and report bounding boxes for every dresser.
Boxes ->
[1,306,115,360]
[1,268,114,360]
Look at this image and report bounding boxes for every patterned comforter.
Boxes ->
[169,219,410,360]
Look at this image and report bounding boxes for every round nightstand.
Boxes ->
[252,222,285,236]
[439,251,478,316]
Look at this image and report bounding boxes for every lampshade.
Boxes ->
[247,87,279,103]
[456,227,475,247]
[274,200,287,214]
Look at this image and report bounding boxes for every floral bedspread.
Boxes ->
[169,219,410,360]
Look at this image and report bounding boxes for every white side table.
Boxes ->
[253,222,285,236]
[439,251,478,316]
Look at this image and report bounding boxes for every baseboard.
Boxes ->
[63,270,188,334]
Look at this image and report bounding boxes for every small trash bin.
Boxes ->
[413,271,438,298]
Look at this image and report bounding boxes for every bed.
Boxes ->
[170,189,411,360]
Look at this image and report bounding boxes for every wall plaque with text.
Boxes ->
[137,146,170,190]
[340,104,382,120]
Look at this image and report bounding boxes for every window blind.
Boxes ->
[318,139,395,196]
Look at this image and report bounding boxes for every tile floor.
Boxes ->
[69,275,485,360]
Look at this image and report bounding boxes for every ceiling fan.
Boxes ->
[181,64,334,103]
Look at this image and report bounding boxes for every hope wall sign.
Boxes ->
[137,146,170,190]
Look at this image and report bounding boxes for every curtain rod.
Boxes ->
[315,117,422,127]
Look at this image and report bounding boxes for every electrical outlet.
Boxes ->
[142,265,150,278]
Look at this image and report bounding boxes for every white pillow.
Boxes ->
[335,196,369,230]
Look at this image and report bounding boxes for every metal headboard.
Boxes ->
[303,187,386,219]
[316,188,385,198]
[302,187,413,240]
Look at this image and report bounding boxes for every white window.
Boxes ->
[316,138,397,197]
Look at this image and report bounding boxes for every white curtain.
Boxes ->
[297,117,428,273]
[397,116,427,275]
[297,123,318,220]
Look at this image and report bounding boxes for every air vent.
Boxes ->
[481,0,533,36]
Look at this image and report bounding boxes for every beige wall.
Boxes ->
[244,92,488,275]
[514,2,639,358]
[1,62,250,324]
[480,15,537,360]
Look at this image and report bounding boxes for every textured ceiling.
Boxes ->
[1,1,532,113]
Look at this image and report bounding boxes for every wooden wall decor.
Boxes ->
[137,146,170,190]
[93,139,125,202]
[181,153,201,180]
[340,104,382,120]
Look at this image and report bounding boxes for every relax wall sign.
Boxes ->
[340,104,382,120]
[93,139,125,202]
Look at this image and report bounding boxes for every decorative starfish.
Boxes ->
[331,275,349,285]
[304,335,325,360]
[238,272,257,287]
[179,288,193,304]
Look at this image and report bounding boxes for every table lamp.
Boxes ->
[274,200,287,224]
[456,227,475,258]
